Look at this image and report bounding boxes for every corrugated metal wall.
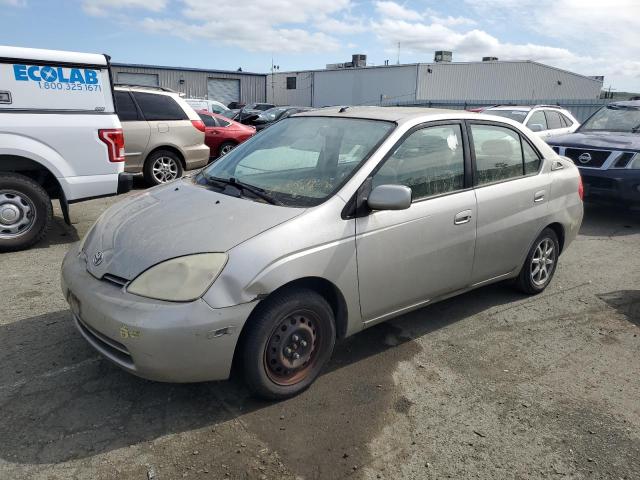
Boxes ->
[110,65,266,103]
[416,61,602,101]
[266,72,313,106]
[313,65,418,107]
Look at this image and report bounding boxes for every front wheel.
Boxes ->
[515,228,560,295]
[0,173,52,252]
[242,288,336,400]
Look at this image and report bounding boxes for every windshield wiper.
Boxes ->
[204,175,281,205]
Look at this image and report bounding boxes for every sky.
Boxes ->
[1,0,639,92]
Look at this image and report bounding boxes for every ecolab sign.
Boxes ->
[13,65,100,85]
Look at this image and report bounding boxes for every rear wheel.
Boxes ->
[242,288,336,400]
[0,173,52,252]
[218,142,236,158]
[143,150,183,186]
[515,228,560,295]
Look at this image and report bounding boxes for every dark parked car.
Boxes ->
[546,101,640,206]
[245,106,313,131]
[197,110,256,159]
[227,101,246,110]
[236,102,277,123]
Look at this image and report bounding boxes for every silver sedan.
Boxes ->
[61,107,584,399]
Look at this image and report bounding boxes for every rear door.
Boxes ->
[468,121,549,284]
[115,90,149,171]
[355,122,477,324]
[525,110,549,137]
[544,110,568,137]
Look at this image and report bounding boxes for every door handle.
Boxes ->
[454,210,472,225]
[534,190,546,203]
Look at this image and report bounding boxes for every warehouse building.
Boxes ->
[267,54,603,108]
[110,63,267,105]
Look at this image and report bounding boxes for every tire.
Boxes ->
[242,288,336,400]
[515,227,560,295]
[218,142,236,158]
[143,150,183,186]
[0,173,52,252]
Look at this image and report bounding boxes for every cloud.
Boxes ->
[0,0,26,6]
[82,0,167,16]
[374,1,422,21]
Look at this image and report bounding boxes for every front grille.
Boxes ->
[75,315,134,368]
[550,146,560,154]
[564,148,611,168]
[582,176,616,190]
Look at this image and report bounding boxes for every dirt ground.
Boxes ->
[1,188,638,480]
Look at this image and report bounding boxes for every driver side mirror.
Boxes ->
[367,184,412,211]
[528,123,544,132]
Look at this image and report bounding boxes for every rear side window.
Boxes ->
[217,118,231,127]
[560,113,573,127]
[526,110,547,130]
[198,112,216,127]
[545,110,563,129]
[373,124,465,200]
[470,124,539,184]
[114,91,139,121]
[132,92,188,121]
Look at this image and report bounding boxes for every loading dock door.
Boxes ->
[117,72,159,86]
[207,78,240,105]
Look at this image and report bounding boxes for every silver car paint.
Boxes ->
[62,107,583,383]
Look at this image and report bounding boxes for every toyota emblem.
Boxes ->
[578,152,592,164]
[92,251,104,266]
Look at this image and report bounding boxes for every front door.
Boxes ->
[355,123,477,324]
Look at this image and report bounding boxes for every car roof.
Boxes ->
[486,106,532,111]
[609,100,640,108]
[115,85,178,97]
[0,45,108,66]
[295,106,473,122]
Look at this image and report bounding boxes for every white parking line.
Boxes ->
[0,356,101,394]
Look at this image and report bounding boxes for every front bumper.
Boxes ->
[579,168,640,204]
[60,243,258,383]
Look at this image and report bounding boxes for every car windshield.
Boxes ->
[580,105,640,133]
[485,109,529,123]
[197,116,394,207]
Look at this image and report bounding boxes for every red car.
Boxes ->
[196,110,255,160]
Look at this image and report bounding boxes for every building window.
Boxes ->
[286,76,297,90]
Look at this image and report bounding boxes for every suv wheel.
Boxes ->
[242,288,336,400]
[0,173,52,252]
[515,227,560,295]
[144,150,183,186]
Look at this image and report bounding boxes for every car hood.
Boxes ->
[546,131,640,152]
[83,178,304,281]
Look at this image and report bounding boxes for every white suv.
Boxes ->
[0,46,131,251]
[484,105,580,138]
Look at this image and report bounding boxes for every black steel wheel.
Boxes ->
[242,287,336,400]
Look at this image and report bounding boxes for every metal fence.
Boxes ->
[388,98,612,122]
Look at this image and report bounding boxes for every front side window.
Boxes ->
[133,92,188,121]
[471,124,528,185]
[198,117,394,207]
[114,91,139,122]
[526,110,548,131]
[373,125,465,201]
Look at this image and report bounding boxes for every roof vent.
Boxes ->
[434,51,452,63]
[482,56,498,62]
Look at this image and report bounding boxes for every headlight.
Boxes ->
[127,253,228,302]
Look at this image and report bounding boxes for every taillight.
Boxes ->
[191,120,206,133]
[98,129,125,163]
[578,174,584,200]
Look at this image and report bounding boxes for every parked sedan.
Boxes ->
[245,106,313,131]
[62,107,583,400]
[484,105,580,138]
[197,110,256,159]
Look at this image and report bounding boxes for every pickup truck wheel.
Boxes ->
[242,288,336,400]
[0,173,52,252]
[515,228,560,295]
[144,150,183,186]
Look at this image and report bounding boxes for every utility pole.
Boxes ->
[397,42,401,65]
[270,56,279,103]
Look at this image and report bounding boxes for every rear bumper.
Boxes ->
[184,144,210,170]
[117,172,133,194]
[579,168,640,204]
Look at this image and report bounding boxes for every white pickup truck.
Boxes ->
[0,46,132,251]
